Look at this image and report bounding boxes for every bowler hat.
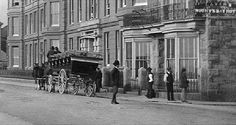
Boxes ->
[113,60,120,66]
[147,67,152,71]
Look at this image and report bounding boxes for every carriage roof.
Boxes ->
[50,51,103,64]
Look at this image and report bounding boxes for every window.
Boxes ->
[77,0,82,22]
[79,38,98,52]
[104,0,110,16]
[40,42,44,64]
[132,0,147,6]
[135,42,151,76]
[29,44,32,67]
[24,15,28,35]
[33,11,37,33]
[30,13,32,34]
[69,0,74,24]
[125,41,151,77]
[93,38,99,52]
[104,32,109,64]
[50,39,60,48]
[40,9,44,31]
[34,42,38,63]
[50,2,60,26]
[166,38,175,74]
[44,3,46,27]
[12,0,20,6]
[25,44,28,67]
[126,42,132,70]
[165,36,198,81]
[12,46,19,67]
[44,40,47,62]
[115,30,119,59]
[12,17,19,36]
[77,37,80,50]
[24,0,27,5]
[179,37,198,79]
[119,0,126,8]
[89,0,96,19]
[69,38,73,50]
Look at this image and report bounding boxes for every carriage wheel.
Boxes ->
[85,85,94,97]
[48,75,53,93]
[73,85,79,95]
[58,69,67,94]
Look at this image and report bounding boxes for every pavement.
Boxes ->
[1,77,236,109]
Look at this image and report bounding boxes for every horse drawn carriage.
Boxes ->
[35,51,102,97]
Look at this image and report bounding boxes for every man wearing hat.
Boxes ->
[163,67,175,101]
[111,60,120,104]
[146,67,155,99]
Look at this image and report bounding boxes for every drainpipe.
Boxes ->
[21,0,25,70]
[37,0,40,64]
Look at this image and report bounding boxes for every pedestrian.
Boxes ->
[32,63,39,89]
[95,67,102,93]
[163,67,175,101]
[111,60,120,104]
[180,68,189,102]
[54,47,61,54]
[146,67,155,99]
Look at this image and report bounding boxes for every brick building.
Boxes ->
[7,0,236,101]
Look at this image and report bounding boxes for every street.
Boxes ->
[0,78,236,125]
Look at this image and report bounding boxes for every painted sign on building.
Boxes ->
[194,0,236,16]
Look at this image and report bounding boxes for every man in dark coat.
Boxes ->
[111,60,120,104]
[47,46,56,61]
[95,67,102,92]
[180,68,188,102]
[163,67,175,101]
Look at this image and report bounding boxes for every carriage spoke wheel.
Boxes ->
[58,69,67,94]
[48,75,53,93]
[85,85,94,97]
[73,85,79,95]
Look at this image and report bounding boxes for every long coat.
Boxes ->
[111,67,120,87]
[179,72,188,88]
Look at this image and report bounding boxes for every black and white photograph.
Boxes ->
[0,0,236,124]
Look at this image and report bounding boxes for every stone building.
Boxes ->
[7,0,132,69]
[7,0,236,101]
[0,22,7,69]
[122,0,236,101]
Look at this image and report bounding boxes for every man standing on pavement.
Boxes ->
[180,68,188,102]
[111,60,120,104]
[164,67,175,101]
[95,67,102,93]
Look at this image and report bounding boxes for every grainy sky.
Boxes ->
[0,0,8,27]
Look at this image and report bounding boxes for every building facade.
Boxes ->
[7,0,135,69]
[7,0,236,101]
[122,0,236,101]
[0,22,7,69]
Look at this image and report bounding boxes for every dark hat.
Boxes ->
[147,67,152,71]
[113,60,120,66]
[167,67,172,71]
